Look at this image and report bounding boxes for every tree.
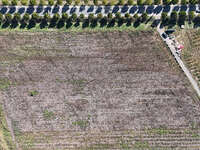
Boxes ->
[141,12,148,22]
[5,13,12,23]
[32,13,40,23]
[44,13,50,22]
[127,16,133,25]
[0,13,3,24]
[161,12,168,23]
[13,13,21,23]
[171,0,178,4]
[133,14,139,20]
[181,0,187,4]
[75,0,80,5]
[57,0,63,5]
[170,11,177,24]
[127,0,134,4]
[125,13,130,23]
[102,0,108,5]
[97,13,103,21]
[125,13,130,18]
[163,0,171,5]
[62,13,68,22]
[71,13,77,22]
[11,0,18,5]
[107,12,113,21]
[22,13,30,24]
[93,0,98,5]
[21,0,28,5]
[100,16,107,26]
[48,0,54,5]
[79,14,84,22]
[137,0,143,5]
[52,13,60,23]
[193,15,200,24]
[154,0,161,4]
[2,0,9,5]
[41,13,50,27]
[118,0,125,5]
[178,11,186,25]
[84,0,88,4]
[88,13,94,22]
[109,0,115,5]
[66,0,72,5]
[144,0,152,5]
[115,12,121,20]
[189,0,197,4]
[29,0,37,5]
[189,11,195,23]
[39,0,45,5]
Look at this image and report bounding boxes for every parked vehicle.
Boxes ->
[161,32,168,39]
[165,29,175,35]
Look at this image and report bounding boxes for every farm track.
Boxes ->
[180,30,200,87]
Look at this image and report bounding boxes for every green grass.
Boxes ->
[29,90,39,96]
[134,141,149,149]
[43,110,55,120]
[68,79,87,87]
[0,78,14,90]
[147,128,175,135]
[72,120,89,128]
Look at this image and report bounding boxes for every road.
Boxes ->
[0,4,200,17]
[157,24,200,98]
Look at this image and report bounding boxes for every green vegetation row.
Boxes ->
[1,0,198,6]
[0,12,152,29]
[161,11,200,27]
[1,11,199,30]
[0,105,16,150]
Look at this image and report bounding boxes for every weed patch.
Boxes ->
[29,90,39,97]
[43,110,55,120]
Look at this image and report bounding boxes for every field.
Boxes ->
[176,29,200,88]
[0,30,200,149]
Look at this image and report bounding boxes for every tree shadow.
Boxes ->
[100,18,107,27]
[10,21,18,28]
[27,20,36,29]
[90,19,98,28]
[66,19,73,28]
[107,19,115,27]
[74,20,80,27]
[82,19,89,28]
[126,19,132,27]
[57,20,65,28]
[2,22,10,28]
[133,19,140,28]
[20,22,27,29]
[117,18,124,27]
[49,21,57,28]
[40,21,48,29]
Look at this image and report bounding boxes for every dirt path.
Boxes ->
[157,24,200,98]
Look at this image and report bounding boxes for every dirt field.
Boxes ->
[0,30,200,149]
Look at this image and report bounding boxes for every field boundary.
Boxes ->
[157,25,200,98]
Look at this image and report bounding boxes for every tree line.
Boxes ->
[1,0,199,6]
[161,11,200,26]
[0,12,152,29]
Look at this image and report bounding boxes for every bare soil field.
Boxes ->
[0,30,200,149]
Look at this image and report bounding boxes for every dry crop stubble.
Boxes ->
[0,30,199,149]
